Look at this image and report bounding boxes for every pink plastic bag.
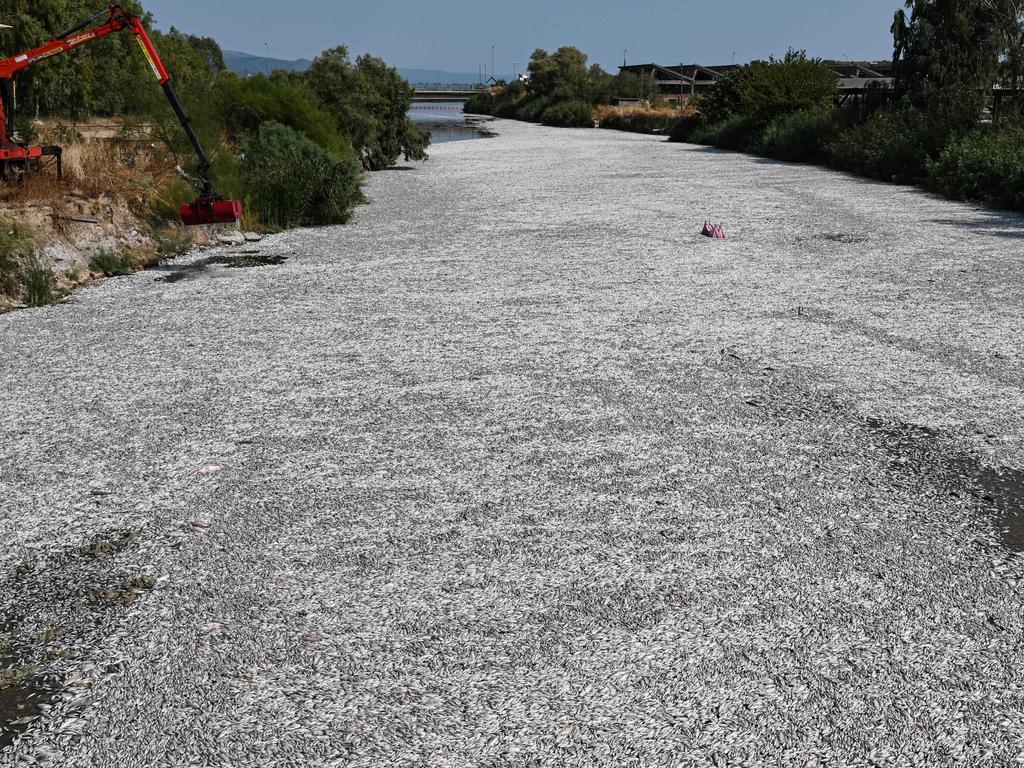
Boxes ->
[701,220,726,239]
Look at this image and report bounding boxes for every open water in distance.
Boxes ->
[409,102,492,143]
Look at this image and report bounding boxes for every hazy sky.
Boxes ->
[143,0,902,73]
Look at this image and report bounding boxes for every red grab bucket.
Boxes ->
[180,196,243,226]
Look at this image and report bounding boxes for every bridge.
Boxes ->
[412,84,488,103]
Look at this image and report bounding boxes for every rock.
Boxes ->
[243,232,263,242]
[195,464,223,476]
[216,233,245,246]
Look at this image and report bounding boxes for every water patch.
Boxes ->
[155,252,288,283]
[421,121,494,144]
[864,417,1024,552]
[796,232,869,244]
[0,617,59,751]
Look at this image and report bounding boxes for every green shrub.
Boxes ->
[89,250,136,276]
[540,100,594,128]
[757,106,841,164]
[690,115,761,152]
[694,50,837,126]
[213,71,347,154]
[0,218,35,295]
[516,96,554,123]
[828,107,935,184]
[464,90,496,115]
[307,47,430,170]
[668,114,706,143]
[927,125,1024,211]
[155,226,195,256]
[22,260,58,307]
[148,179,201,226]
[242,121,363,230]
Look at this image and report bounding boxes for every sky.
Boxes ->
[143,0,903,75]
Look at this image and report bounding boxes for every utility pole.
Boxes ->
[491,45,495,81]
[680,60,684,107]
[513,60,519,80]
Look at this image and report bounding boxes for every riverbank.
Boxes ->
[2,119,1023,766]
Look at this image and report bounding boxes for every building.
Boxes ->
[617,61,893,103]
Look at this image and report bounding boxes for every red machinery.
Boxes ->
[0,4,242,226]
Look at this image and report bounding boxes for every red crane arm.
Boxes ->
[0,8,170,84]
[0,4,215,196]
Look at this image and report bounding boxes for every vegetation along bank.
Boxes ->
[467,1,1024,214]
[0,0,428,311]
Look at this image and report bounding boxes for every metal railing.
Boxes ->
[412,83,488,92]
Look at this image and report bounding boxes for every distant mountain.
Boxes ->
[222,50,499,85]
[222,50,313,76]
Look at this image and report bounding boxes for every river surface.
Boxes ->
[2,119,1024,766]
[409,101,491,143]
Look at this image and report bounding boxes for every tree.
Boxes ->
[693,51,837,126]
[307,46,427,170]
[891,0,1022,132]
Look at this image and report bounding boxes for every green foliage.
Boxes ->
[0,218,36,295]
[927,124,1024,211]
[89,249,136,276]
[212,71,345,153]
[467,47,616,126]
[694,50,837,127]
[307,46,429,170]
[668,113,706,143]
[540,100,593,128]
[756,106,841,163]
[464,90,496,115]
[241,121,363,230]
[596,110,679,134]
[155,225,194,255]
[22,260,58,306]
[689,115,761,152]
[147,179,199,226]
[891,0,1019,136]
[827,107,936,183]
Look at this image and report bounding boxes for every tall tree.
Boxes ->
[892,0,1022,130]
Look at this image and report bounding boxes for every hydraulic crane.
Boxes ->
[0,4,242,226]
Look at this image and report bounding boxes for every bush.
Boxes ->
[540,100,594,128]
[516,96,554,123]
[213,71,346,154]
[757,106,841,164]
[694,50,837,127]
[242,121,363,230]
[89,249,137,276]
[307,47,429,170]
[0,218,36,295]
[828,107,936,184]
[690,115,762,152]
[668,113,706,143]
[22,260,59,307]
[464,90,496,115]
[927,125,1024,211]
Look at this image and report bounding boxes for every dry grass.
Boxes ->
[0,138,180,216]
[594,103,697,121]
[593,103,696,134]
